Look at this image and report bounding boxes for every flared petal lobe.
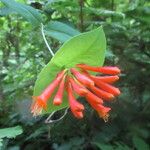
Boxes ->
[96,105,111,122]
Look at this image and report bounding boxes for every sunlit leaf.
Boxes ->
[133,136,149,150]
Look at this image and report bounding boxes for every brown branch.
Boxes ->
[78,0,84,32]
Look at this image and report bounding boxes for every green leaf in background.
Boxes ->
[114,142,131,150]
[133,136,149,150]
[0,126,23,139]
[85,7,125,19]
[45,21,80,42]
[0,126,23,148]
[33,26,106,114]
[92,142,114,150]
[0,0,42,26]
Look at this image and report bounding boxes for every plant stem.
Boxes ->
[41,23,54,57]
[79,0,84,32]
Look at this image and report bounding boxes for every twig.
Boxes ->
[41,23,54,57]
[79,0,84,32]
[45,107,69,124]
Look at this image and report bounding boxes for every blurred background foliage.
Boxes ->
[0,0,150,150]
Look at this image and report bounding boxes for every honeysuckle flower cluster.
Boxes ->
[31,64,121,121]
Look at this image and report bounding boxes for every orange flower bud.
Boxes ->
[91,75,119,84]
[53,75,66,106]
[95,80,120,96]
[77,64,121,75]
[73,111,84,119]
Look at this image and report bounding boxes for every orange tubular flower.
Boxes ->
[69,77,88,96]
[90,86,114,100]
[77,64,121,75]
[53,75,66,106]
[94,80,120,96]
[80,71,120,96]
[90,75,119,84]
[31,63,121,121]
[67,82,84,119]
[86,91,104,104]
[31,70,66,116]
[70,68,94,87]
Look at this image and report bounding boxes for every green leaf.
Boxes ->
[47,0,66,4]
[133,136,149,150]
[114,142,130,150]
[0,0,42,26]
[45,21,80,42]
[85,7,125,19]
[0,139,3,148]
[33,27,106,114]
[92,142,114,150]
[0,7,14,16]
[0,126,23,139]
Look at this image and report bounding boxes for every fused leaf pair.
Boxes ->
[31,64,121,121]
